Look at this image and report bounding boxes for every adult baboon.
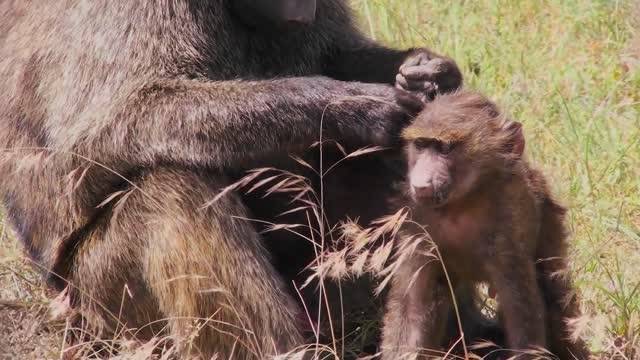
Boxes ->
[0,0,464,358]
[381,91,589,359]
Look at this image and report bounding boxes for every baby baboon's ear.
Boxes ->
[502,120,525,157]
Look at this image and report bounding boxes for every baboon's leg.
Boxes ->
[487,246,547,357]
[537,259,589,360]
[73,168,303,359]
[381,256,450,360]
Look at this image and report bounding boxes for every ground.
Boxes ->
[1,0,639,359]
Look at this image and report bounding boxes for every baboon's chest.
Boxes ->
[421,198,494,278]
[208,20,332,79]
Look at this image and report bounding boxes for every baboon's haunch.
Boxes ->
[381,91,589,359]
[0,0,464,358]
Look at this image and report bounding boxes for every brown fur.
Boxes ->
[0,1,465,358]
[381,91,589,359]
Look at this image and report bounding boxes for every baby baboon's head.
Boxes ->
[402,91,525,206]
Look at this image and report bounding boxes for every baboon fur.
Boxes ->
[381,91,590,359]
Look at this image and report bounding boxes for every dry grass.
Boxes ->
[0,222,62,359]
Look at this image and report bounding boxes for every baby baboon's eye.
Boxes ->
[440,142,457,155]
[413,138,433,150]
[413,138,455,154]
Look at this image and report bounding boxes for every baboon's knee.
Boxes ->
[138,170,304,358]
[67,169,303,358]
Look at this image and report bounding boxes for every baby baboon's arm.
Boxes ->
[381,252,451,360]
[486,234,547,355]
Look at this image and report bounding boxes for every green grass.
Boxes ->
[353,0,639,355]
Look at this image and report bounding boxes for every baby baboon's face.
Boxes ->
[405,136,457,206]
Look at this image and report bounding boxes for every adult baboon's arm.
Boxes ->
[324,43,412,85]
[72,77,414,171]
[324,38,463,93]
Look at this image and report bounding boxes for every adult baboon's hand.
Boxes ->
[395,49,462,101]
[326,83,424,148]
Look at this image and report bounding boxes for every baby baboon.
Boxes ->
[381,91,589,359]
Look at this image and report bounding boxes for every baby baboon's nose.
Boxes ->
[413,184,434,199]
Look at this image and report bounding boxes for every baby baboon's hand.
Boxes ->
[396,49,462,101]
